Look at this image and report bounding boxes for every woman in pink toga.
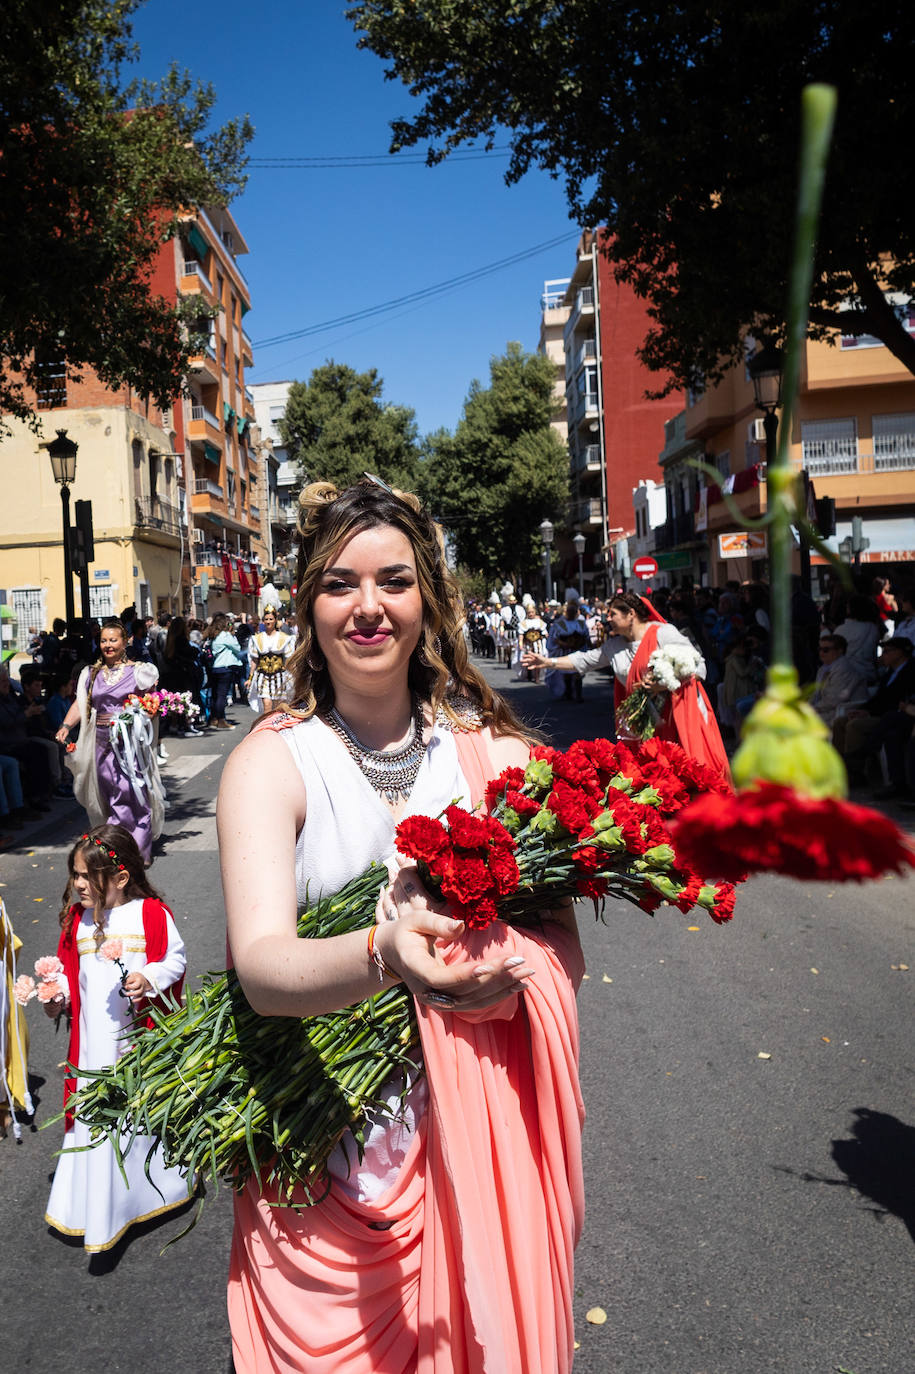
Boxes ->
[217,478,585,1373]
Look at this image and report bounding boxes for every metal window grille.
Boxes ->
[11,588,44,649]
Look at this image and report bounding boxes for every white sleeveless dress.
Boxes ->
[279,715,471,1202]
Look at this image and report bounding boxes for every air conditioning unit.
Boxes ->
[192,528,204,545]
[749,418,767,442]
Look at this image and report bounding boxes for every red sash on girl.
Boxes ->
[58,898,183,1130]
[615,623,730,778]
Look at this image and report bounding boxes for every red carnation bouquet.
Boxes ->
[397,736,739,928]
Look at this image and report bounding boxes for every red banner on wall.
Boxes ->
[221,553,233,592]
[237,559,251,595]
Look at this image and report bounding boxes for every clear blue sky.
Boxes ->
[129,0,579,436]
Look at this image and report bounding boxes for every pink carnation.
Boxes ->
[37,978,65,1004]
[100,938,124,961]
[13,974,36,1005]
[34,955,63,979]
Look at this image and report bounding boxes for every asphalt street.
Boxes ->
[1,662,913,1374]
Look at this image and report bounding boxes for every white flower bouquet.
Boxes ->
[616,641,703,740]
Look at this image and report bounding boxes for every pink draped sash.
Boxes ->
[228,730,585,1373]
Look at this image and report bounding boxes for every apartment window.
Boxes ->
[217,272,225,302]
[11,588,44,649]
[89,585,117,618]
[715,451,731,479]
[34,349,67,409]
[227,471,236,504]
[872,412,915,465]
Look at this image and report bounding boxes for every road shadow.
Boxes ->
[777,1106,915,1244]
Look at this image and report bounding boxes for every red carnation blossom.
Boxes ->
[547,779,602,836]
[576,875,610,903]
[636,760,691,814]
[671,783,915,883]
[479,812,517,852]
[440,854,493,904]
[709,882,737,924]
[672,869,705,913]
[572,844,605,873]
[639,737,730,797]
[578,737,626,783]
[488,846,521,895]
[396,815,451,866]
[464,896,500,930]
[549,744,603,799]
[485,766,526,812]
[444,805,495,851]
[504,788,541,818]
[637,888,665,914]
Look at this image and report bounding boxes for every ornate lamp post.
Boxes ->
[539,518,555,603]
[41,429,78,633]
[572,531,586,598]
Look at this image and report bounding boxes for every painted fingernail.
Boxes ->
[473,964,494,977]
[504,956,525,969]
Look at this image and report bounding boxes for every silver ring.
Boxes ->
[423,991,455,1008]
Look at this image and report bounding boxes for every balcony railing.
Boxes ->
[194,478,224,500]
[135,496,183,537]
[182,260,213,292]
[569,443,601,476]
[797,435,915,476]
[567,497,603,526]
[190,403,222,431]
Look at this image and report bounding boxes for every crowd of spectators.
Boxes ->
[466,568,915,807]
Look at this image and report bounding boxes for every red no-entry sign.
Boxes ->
[632,556,658,580]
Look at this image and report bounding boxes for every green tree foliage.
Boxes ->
[419,343,567,584]
[278,362,421,492]
[0,1,252,432]
[349,1,915,391]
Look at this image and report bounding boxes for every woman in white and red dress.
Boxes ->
[525,591,730,775]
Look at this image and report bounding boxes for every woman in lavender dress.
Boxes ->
[55,620,164,863]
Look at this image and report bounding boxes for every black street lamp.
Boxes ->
[41,429,78,633]
[539,518,554,602]
[572,531,586,598]
[748,343,783,464]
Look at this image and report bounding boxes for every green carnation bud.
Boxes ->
[499,807,521,834]
[696,884,718,909]
[647,873,679,899]
[608,774,633,794]
[632,785,661,807]
[524,758,554,791]
[642,843,676,867]
[530,807,559,837]
[732,665,847,799]
[591,811,618,832]
[595,825,625,850]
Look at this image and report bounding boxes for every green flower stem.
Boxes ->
[768,84,837,675]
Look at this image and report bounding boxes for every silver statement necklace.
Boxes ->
[325,696,427,803]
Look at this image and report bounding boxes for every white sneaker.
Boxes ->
[157,747,169,762]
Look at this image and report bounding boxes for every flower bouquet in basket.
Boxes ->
[616,642,704,741]
[62,736,738,1219]
[124,691,162,717]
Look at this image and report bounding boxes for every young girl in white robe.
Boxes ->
[45,824,188,1252]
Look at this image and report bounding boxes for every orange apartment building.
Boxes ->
[0,204,264,647]
[655,323,915,592]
